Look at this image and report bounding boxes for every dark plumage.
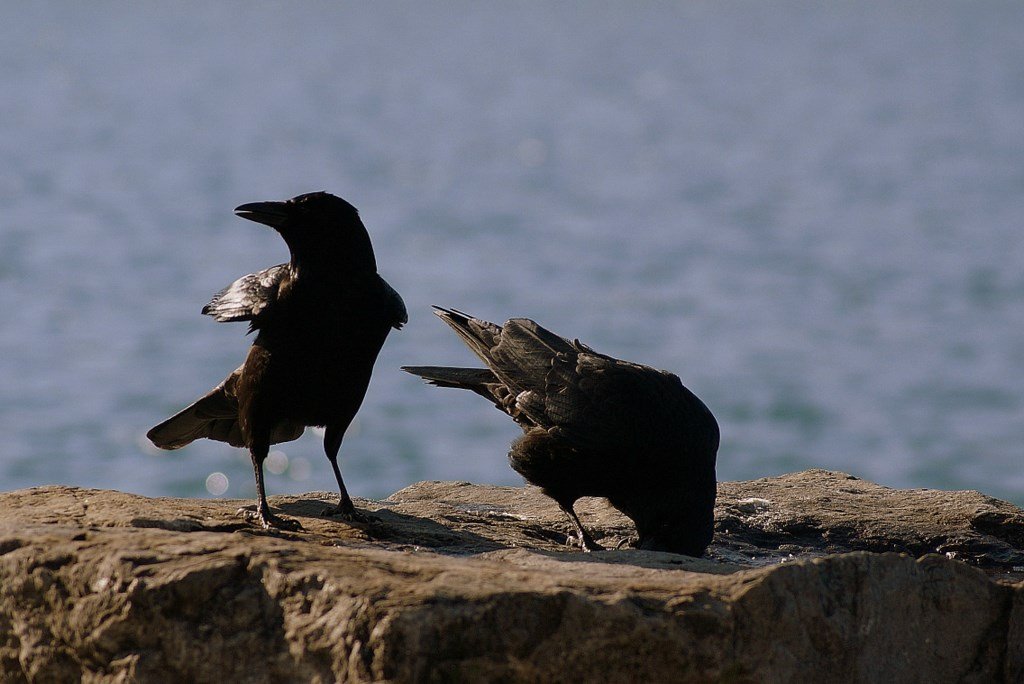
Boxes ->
[403,307,718,555]
[148,192,406,529]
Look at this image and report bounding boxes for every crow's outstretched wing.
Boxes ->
[146,366,305,449]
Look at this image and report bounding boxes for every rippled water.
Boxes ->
[1,3,1022,505]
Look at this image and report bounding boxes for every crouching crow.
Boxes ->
[403,307,718,555]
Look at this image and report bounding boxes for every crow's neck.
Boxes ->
[288,250,377,282]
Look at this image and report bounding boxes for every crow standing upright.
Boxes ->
[403,307,718,556]
[148,192,406,530]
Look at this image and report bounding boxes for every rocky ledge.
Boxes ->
[1,469,1022,682]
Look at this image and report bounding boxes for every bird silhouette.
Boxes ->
[403,307,718,555]
[148,192,406,529]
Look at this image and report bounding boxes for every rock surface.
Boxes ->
[0,469,1022,682]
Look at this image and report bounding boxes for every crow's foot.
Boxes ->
[320,502,378,524]
[238,506,302,531]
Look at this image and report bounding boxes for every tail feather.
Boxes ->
[401,365,496,390]
[402,365,510,413]
[426,306,581,398]
[430,307,504,367]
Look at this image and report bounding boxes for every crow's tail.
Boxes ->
[400,365,497,391]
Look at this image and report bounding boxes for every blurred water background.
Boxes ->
[1,3,1022,505]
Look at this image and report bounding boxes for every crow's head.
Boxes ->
[635,516,714,557]
[629,481,717,558]
[235,191,376,271]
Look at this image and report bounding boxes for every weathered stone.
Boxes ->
[714,470,1024,572]
[0,470,1020,682]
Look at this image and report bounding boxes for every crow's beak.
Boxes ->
[234,201,291,230]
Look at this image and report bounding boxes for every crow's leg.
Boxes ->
[558,502,604,552]
[320,424,376,522]
[239,439,301,530]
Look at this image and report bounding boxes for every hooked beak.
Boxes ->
[234,201,291,230]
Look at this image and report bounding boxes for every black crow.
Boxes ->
[403,307,718,555]
[148,192,406,529]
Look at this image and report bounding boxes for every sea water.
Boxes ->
[1,3,1022,505]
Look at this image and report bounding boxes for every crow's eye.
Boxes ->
[289,191,327,206]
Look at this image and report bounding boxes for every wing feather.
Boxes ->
[147,366,305,449]
[420,307,718,458]
[202,264,288,323]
